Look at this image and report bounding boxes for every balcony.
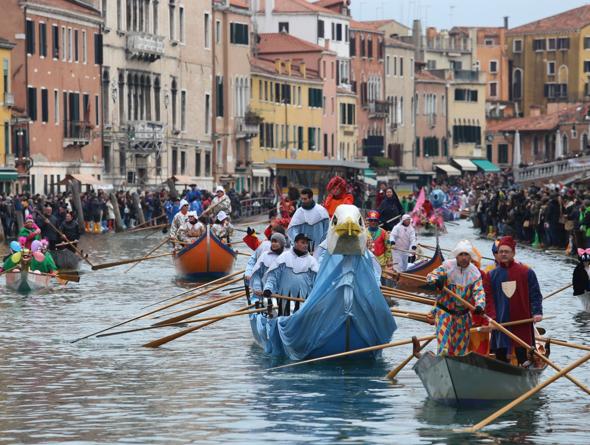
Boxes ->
[453,70,482,82]
[63,121,92,148]
[368,100,389,119]
[127,120,164,153]
[3,92,14,107]
[514,156,590,183]
[234,117,260,139]
[126,33,165,62]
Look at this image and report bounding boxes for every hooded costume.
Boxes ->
[287,201,329,252]
[323,177,354,217]
[170,200,190,240]
[427,240,486,356]
[389,214,417,272]
[250,233,286,296]
[483,236,542,362]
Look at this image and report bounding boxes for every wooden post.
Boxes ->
[132,192,146,225]
[109,192,124,232]
[71,179,85,231]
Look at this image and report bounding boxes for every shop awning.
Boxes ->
[59,173,102,185]
[252,168,271,178]
[363,168,377,178]
[472,159,501,172]
[364,177,377,186]
[452,158,477,172]
[434,164,461,176]
[0,169,18,181]
[169,175,198,185]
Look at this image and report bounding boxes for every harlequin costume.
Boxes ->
[427,240,486,356]
[323,176,354,217]
[366,210,390,267]
[484,236,543,364]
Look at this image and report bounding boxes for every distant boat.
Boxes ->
[395,244,443,294]
[174,228,236,282]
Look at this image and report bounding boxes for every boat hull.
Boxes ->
[175,230,236,282]
[5,270,53,294]
[578,291,590,312]
[413,351,544,407]
[395,246,444,293]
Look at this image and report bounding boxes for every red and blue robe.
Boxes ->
[484,260,542,351]
[427,260,486,356]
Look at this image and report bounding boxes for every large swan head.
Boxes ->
[326,204,367,255]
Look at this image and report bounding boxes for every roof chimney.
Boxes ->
[413,19,423,63]
[274,58,282,74]
[503,16,509,30]
[300,61,306,79]
[285,59,292,76]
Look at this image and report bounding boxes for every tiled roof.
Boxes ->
[257,0,344,17]
[250,56,322,81]
[229,0,249,9]
[257,32,332,54]
[313,0,344,8]
[385,36,414,50]
[363,19,410,31]
[507,5,590,35]
[350,19,384,33]
[415,70,445,82]
[487,103,590,132]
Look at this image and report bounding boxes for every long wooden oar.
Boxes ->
[124,237,170,273]
[543,283,573,300]
[98,306,261,338]
[91,252,173,271]
[537,337,590,352]
[70,275,244,343]
[268,335,437,371]
[35,270,81,283]
[459,352,590,433]
[391,246,430,260]
[128,223,168,233]
[127,214,168,232]
[139,269,245,310]
[42,215,94,267]
[150,292,240,320]
[420,243,495,262]
[386,338,433,380]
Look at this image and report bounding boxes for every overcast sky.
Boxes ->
[350,0,590,30]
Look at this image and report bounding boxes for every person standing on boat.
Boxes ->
[250,233,287,304]
[211,211,234,244]
[323,176,354,218]
[58,212,81,250]
[263,233,319,316]
[366,210,390,268]
[378,187,403,231]
[35,205,60,250]
[287,188,329,253]
[426,240,486,356]
[169,199,190,241]
[484,236,543,365]
[206,186,232,217]
[389,214,417,272]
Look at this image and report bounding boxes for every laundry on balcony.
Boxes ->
[434,164,461,176]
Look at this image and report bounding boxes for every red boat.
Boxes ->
[175,228,236,281]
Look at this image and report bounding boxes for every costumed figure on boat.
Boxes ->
[426,240,486,356]
[323,176,354,217]
[250,233,287,300]
[366,210,391,268]
[211,211,234,244]
[251,205,397,360]
[244,225,288,284]
[169,199,190,242]
[287,188,329,253]
[410,188,446,235]
[389,214,417,272]
[178,212,206,243]
[572,247,590,312]
[18,216,42,249]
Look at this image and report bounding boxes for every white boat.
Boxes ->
[5,269,54,294]
[413,351,545,407]
[577,291,590,312]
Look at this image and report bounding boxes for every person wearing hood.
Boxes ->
[180,211,205,242]
[323,176,354,217]
[263,233,319,316]
[426,240,486,356]
[205,186,232,217]
[378,187,403,231]
[211,211,234,243]
[244,225,288,283]
[170,199,190,240]
[287,188,329,252]
[18,215,41,249]
[389,214,417,272]
[483,236,542,365]
[250,233,287,304]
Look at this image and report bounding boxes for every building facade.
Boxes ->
[1,0,103,195]
[337,88,357,161]
[100,0,213,189]
[1,38,15,168]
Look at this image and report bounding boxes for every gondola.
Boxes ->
[413,351,546,407]
[394,244,444,293]
[174,228,236,282]
[5,269,54,294]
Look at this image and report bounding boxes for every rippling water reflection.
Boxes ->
[1,221,589,444]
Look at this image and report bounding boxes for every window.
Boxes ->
[513,39,522,53]
[489,82,498,97]
[215,76,223,117]
[27,87,37,121]
[585,37,590,50]
[332,22,335,40]
[308,88,322,107]
[533,39,546,51]
[336,23,342,41]
[308,127,317,151]
[74,30,79,62]
[216,20,221,44]
[230,23,249,45]
[181,90,186,131]
[367,37,373,58]
[513,68,523,100]
[95,95,99,126]
[278,22,289,33]
[94,33,103,64]
[51,25,59,59]
[489,60,498,73]
[318,19,324,38]
[204,13,210,48]
[216,140,223,167]
[171,148,178,175]
[399,57,404,77]
[584,61,590,73]
[83,93,90,124]
[54,90,59,124]
[61,27,66,61]
[82,31,87,63]
[415,137,420,156]
[386,56,390,76]
[180,151,186,174]
[195,151,202,176]
[498,144,509,164]
[484,38,494,46]
[548,61,556,75]
[179,7,185,43]
[452,125,482,145]
[169,4,176,40]
[41,89,48,123]
[454,88,478,102]
[544,83,568,99]
[205,93,211,134]
[548,38,556,51]
[349,33,356,57]
[557,38,570,50]
[26,20,35,55]
[39,23,47,57]
[205,152,211,176]
[68,28,72,61]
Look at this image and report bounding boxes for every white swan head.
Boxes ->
[326,204,367,256]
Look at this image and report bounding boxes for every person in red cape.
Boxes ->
[323,176,354,217]
[484,236,543,365]
[468,245,496,356]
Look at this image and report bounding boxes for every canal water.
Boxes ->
[1,220,588,444]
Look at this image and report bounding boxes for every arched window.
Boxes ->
[563,133,569,155]
[583,133,589,153]
[513,68,523,100]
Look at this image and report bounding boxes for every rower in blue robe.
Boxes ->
[250,233,286,299]
[263,233,319,316]
[287,188,329,253]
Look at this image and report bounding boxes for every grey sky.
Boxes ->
[350,0,590,30]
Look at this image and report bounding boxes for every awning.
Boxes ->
[364,177,377,186]
[252,168,271,178]
[452,158,477,172]
[363,168,377,178]
[0,169,18,181]
[434,164,461,176]
[170,175,198,185]
[59,173,102,185]
[472,159,501,172]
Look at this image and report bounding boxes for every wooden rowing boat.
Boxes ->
[413,351,546,407]
[395,244,444,293]
[577,291,590,312]
[174,228,236,282]
[5,269,54,294]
